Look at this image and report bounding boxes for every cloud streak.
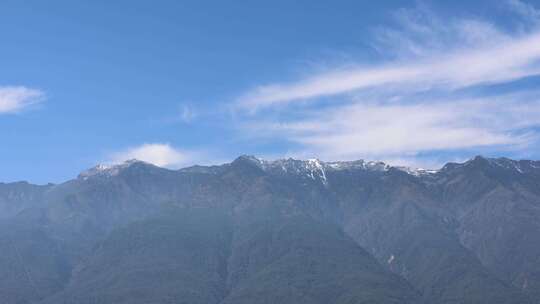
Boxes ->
[0,86,44,114]
[232,1,540,167]
[246,94,540,160]
[236,2,540,110]
[237,31,540,109]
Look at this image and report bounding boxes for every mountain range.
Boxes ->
[1,155,539,304]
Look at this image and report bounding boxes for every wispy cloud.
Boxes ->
[236,3,540,110]
[110,143,192,168]
[150,103,201,126]
[237,33,540,109]
[232,1,540,167]
[179,105,197,123]
[245,94,540,161]
[108,143,223,168]
[0,86,44,114]
[508,0,540,26]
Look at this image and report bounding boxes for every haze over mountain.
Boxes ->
[0,155,539,304]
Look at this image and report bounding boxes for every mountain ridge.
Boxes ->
[0,155,539,303]
[7,154,537,186]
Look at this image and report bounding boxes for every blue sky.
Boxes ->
[2,0,540,183]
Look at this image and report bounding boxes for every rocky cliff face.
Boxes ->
[1,155,539,304]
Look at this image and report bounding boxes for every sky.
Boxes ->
[2,0,540,183]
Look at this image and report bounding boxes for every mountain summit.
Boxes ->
[77,159,157,179]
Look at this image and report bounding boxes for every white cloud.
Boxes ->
[236,6,540,110]
[237,32,540,109]
[245,94,540,162]
[110,143,193,168]
[107,143,230,169]
[0,86,44,114]
[231,3,540,167]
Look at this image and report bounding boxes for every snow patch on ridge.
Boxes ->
[78,159,144,180]
[240,155,442,180]
[487,157,523,172]
[241,156,402,186]
[395,166,439,176]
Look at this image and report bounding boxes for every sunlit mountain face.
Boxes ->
[1,155,539,304]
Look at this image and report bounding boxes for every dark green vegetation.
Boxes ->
[0,156,539,303]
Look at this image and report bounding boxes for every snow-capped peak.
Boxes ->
[237,156,397,186]
[240,156,393,174]
[395,166,439,176]
[325,160,390,172]
[78,159,145,180]
[306,159,327,184]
